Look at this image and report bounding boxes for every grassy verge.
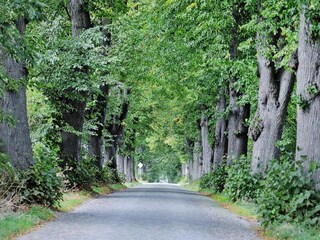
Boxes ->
[264,223,320,240]
[57,183,126,212]
[0,206,55,240]
[0,183,126,239]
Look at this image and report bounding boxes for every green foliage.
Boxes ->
[64,157,100,190]
[224,156,262,202]
[258,159,320,227]
[21,143,62,206]
[305,0,320,38]
[199,164,228,194]
[102,164,125,185]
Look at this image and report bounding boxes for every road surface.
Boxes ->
[18,183,259,240]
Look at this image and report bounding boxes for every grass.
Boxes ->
[57,183,126,212]
[265,223,320,240]
[0,183,127,239]
[56,190,92,212]
[0,206,55,240]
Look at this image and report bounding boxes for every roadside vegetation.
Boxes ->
[183,154,320,240]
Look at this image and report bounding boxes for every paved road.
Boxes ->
[18,183,259,240]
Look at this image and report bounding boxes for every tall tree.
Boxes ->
[249,0,298,173]
[227,2,250,165]
[295,3,320,190]
[60,0,92,166]
[200,110,212,174]
[213,94,228,166]
[0,17,33,170]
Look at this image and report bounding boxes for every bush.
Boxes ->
[102,163,125,185]
[224,156,262,202]
[21,143,63,206]
[258,159,320,227]
[64,157,100,189]
[199,164,227,193]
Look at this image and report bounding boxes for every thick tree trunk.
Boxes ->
[213,95,228,166]
[296,7,320,191]
[88,85,109,169]
[185,138,193,180]
[69,0,92,37]
[60,98,87,165]
[249,53,297,173]
[125,155,135,182]
[200,112,212,174]
[227,4,250,165]
[116,153,125,173]
[60,0,92,167]
[227,100,250,165]
[105,140,117,169]
[0,18,33,170]
[105,89,130,170]
[188,140,202,180]
[181,163,188,177]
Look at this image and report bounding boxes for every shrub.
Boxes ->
[64,157,100,189]
[21,143,63,206]
[224,156,262,202]
[199,164,227,193]
[258,159,320,227]
[102,163,125,185]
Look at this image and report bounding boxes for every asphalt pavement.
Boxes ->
[18,183,259,240]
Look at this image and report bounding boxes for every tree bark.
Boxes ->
[200,112,212,174]
[87,85,109,169]
[105,88,130,170]
[125,155,135,182]
[0,17,33,170]
[60,0,92,167]
[296,7,320,191]
[213,95,228,166]
[249,51,297,173]
[188,140,202,180]
[227,3,250,165]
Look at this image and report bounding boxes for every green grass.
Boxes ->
[56,190,92,212]
[0,206,55,240]
[57,183,127,212]
[265,223,320,240]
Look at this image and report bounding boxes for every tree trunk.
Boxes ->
[296,7,320,191]
[200,112,212,174]
[249,53,297,173]
[190,140,202,180]
[125,155,135,182]
[105,88,130,169]
[227,3,250,165]
[0,17,33,170]
[105,140,117,169]
[60,0,92,167]
[116,153,125,173]
[213,95,228,166]
[88,85,109,169]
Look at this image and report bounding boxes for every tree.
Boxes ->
[227,1,251,165]
[0,1,44,169]
[295,2,320,190]
[0,17,33,170]
[249,0,299,173]
[59,0,92,167]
